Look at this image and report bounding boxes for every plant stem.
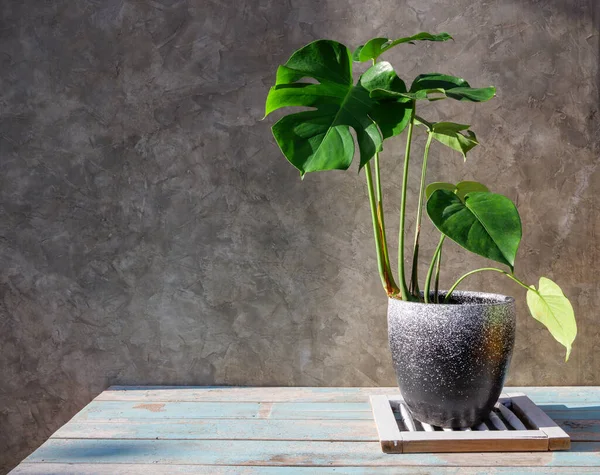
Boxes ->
[398,102,417,301]
[365,161,398,296]
[409,131,433,297]
[374,151,394,289]
[424,234,445,303]
[444,267,531,303]
[434,244,442,303]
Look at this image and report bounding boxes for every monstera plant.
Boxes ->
[264,33,577,428]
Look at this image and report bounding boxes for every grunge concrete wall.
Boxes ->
[1,0,598,471]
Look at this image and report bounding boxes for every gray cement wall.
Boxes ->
[1,0,598,472]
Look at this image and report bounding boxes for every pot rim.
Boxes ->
[388,290,515,308]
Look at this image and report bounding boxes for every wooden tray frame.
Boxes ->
[370,392,570,453]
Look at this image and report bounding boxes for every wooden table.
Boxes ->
[11,386,600,474]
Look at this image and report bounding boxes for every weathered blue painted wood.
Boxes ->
[11,464,600,474]
[11,386,600,473]
[74,400,600,423]
[74,401,371,421]
[541,403,600,410]
[53,419,377,441]
[544,410,600,421]
[95,386,402,403]
[510,388,600,404]
[51,417,600,443]
[270,402,369,418]
[97,386,600,403]
[74,401,263,420]
[24,439,600,466]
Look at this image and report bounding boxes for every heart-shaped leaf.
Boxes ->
[425,181,489,200]
[425,182,456,200]
[426,190,521,270]
[370,73,495,103]
[454,181,489,200]
[353,32,453,63]
[526,277,577,361]
[265,41,412,175]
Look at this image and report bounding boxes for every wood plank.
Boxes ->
[73,401,371,422]
[496,403,527,430]
[74,400,600,423]
[54,416,600,443]
[508,387,600,404]
[11,464,600,474]
[12,464,600,474]
[488,411,508,430]
[398,403,417,432]
[96,386,402,403]
[95,386,600,404]
[73,401,262,421]
[369,396,403,452]
[270,402,370,419]
[400,430,548,453]
[539,403,600,410]
[23,439,600,467]
[510,394,571,450]
[544,408,600,420]
[554,419,600,441]
[52,419,377,441]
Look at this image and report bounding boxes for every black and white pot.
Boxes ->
[388,291,515,428]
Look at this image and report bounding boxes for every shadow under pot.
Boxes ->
[387,291,516,429]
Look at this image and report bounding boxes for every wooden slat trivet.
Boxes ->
[371,392,570,453]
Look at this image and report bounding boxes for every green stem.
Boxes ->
[424,235,445,303]
[444,267,531,303]
[374,151,394,288]
[398,102,417,301]
[434,244,442,303]
[365,161,398,296]
[409,132,433,296]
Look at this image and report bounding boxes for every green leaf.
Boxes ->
[353,38,388,62]
[425,182,456,200]
[411,74,496,102]
[426,190,522,270]
[425,181,489,201]
[371,73,496,103]
[410,73,467,91]
[370,101,413,140]
[265,40,385,175]
[353,32,453,62]
[430,122,479,160]
[360,61,407,95]
[416,119,479,159]
[454,181,489,200]
[360,62,412,140]
[370,87,447,102]
[526,277,577,361]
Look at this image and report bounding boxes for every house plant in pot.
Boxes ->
[264,33,577,428]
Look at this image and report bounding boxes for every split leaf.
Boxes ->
[370,73,495,103]
[265,41,412,175]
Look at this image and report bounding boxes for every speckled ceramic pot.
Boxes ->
[388,291,515,428]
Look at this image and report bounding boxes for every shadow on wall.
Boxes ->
[523,0,600,146]
[592,0,600,136]
[1,0,342,473]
